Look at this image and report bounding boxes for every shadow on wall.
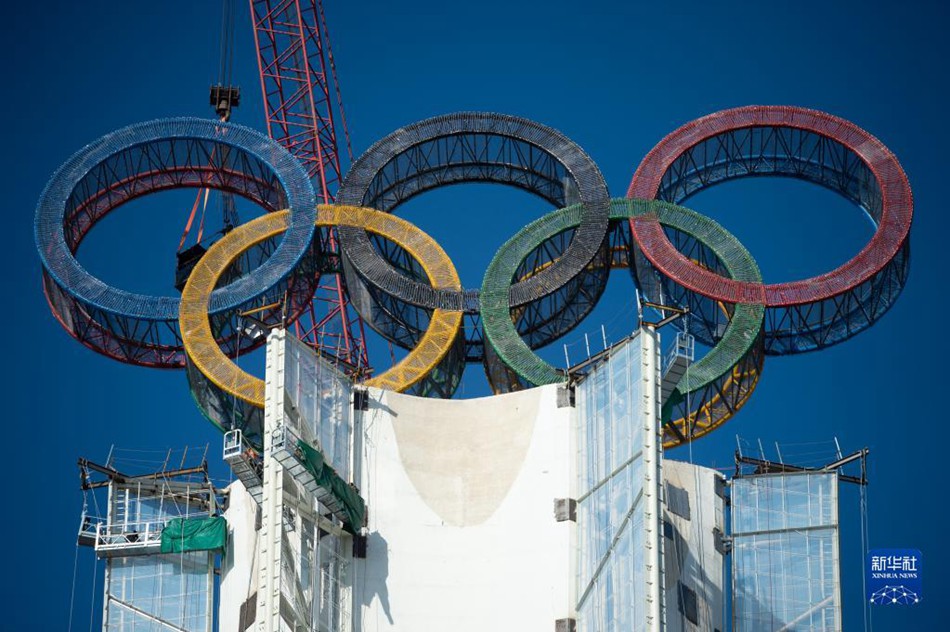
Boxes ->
[356,531,394,628]
[666,519,725,631]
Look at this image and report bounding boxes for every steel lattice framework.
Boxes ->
[336,112,611,362]
[36,106,913,449]
[628,106,912,354]
[250,0,369,373]
[480,198,765,447]
[35,118,318,367]
[250,0,347,195]
[179,206,464,448]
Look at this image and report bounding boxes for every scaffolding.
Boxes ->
[254,328,361,632]
[77,448,223,632]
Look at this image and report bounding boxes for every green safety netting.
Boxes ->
[296,440,366,534]
[160,516,228,554]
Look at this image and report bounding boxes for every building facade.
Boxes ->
[81,328,846,631]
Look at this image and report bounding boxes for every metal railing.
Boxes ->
[665,330,695,372]
[94,519,165,552]
[223,429,245,461]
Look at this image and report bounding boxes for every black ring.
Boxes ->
[336,112,610,357]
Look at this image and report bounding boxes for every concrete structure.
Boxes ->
[662,460,726,632]
[220,481,259,632]
[208,327,737,632]
[73,327,742,632]
[352,385,574,631]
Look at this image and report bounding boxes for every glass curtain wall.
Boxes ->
[284,333,353,479]
[576,335,647,632]
[277,332,353,631]
[104,485,214,631]
[732,472,841,631]
[106,553,212,631]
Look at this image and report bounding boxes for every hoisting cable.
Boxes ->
[177,0,238,255]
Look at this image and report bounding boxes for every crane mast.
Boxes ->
[249,0,369,373]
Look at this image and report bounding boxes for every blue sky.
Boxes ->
[5,0,948,628]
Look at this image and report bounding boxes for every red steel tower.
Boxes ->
[249,0,370,373]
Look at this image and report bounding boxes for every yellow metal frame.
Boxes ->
[661,362,761,449]
[180,205,463,409]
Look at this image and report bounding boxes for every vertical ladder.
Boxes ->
[257,331,286,632]
[641,325,666,632]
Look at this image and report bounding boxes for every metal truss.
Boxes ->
[511,226,611,350]
[250,0,369,374]
[360,134,568,212]
[482,199,766,449]
[335,112,610,366]
[181,207,466,434]
[36,118,317,367]
[250,0,348,196]
[628,106,912,354]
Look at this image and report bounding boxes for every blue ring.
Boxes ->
[34,118,316,355]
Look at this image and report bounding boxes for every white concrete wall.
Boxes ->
[352,384,574,632]
[662,460,725,632]
[220,480,259,632]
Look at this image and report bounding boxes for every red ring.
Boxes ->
[627,105,912,307]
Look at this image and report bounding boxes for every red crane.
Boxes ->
[249,0,370,374]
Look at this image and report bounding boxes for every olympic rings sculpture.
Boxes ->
[628,106,912,354]
[481,198,766,446]
[335,112,611,362]
[180,206,463,447]
[35,106,912,449]
[35,118,318,366]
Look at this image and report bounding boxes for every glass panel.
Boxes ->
[576,335,647,632]
[279,479,350,632]
[102,465,216,630]
[105,552,212,631]
[284,334,353,479]
[733,473,834,534]
[732,472,840,632]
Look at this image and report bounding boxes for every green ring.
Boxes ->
[481,198,766,445]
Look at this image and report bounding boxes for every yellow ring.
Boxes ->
[180,205,463,408]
